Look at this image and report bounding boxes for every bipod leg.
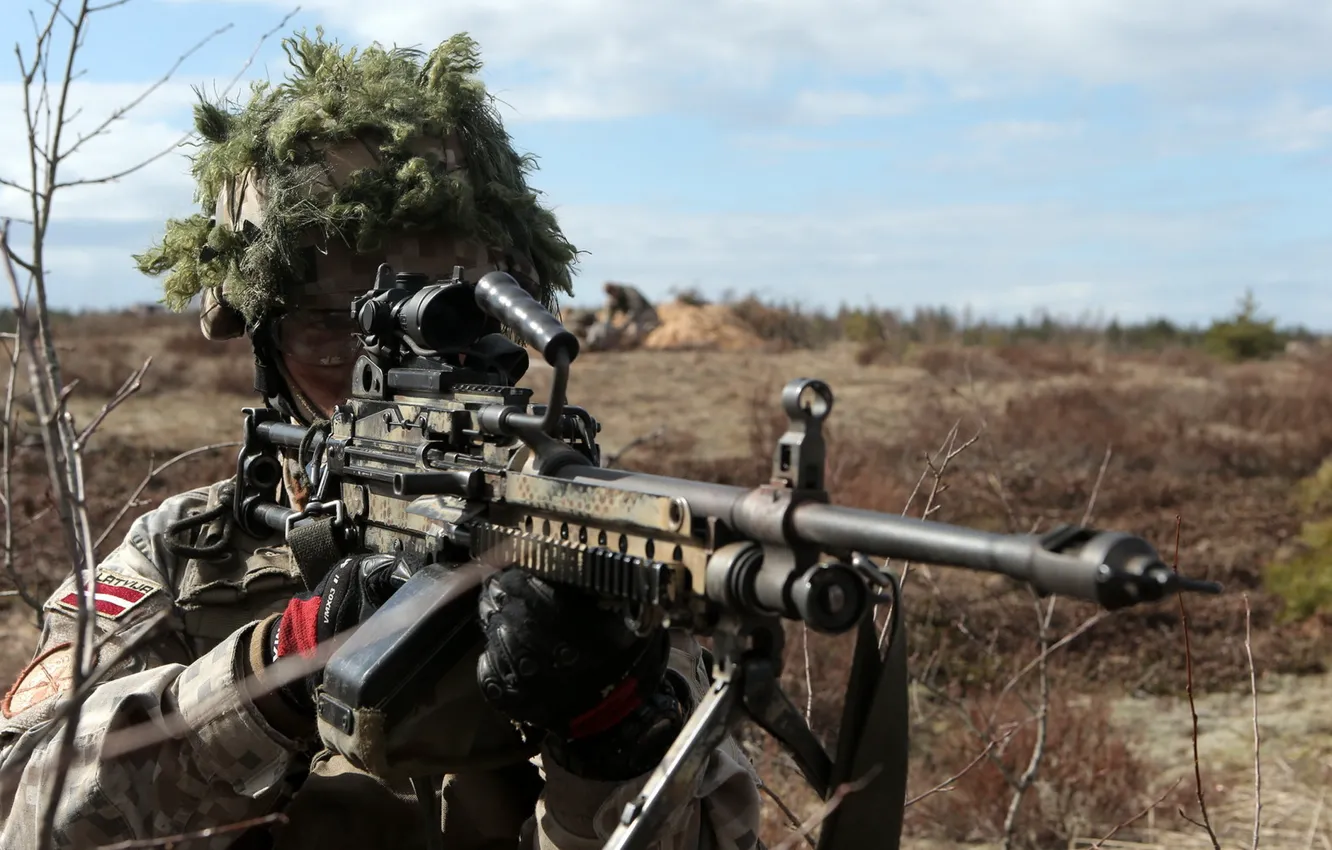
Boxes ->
[603,657,745,850]
[740,658,833,798]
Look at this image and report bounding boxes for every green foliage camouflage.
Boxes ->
[134,28,578,324]
[1202,290,1285,362]
[1266,457,1332,621]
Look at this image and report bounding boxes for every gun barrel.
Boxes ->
[789,502,1099,601]
[560,465,1114,606]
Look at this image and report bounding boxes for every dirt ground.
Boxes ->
[4,311,1332,848]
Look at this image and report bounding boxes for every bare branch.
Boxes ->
[1080,444,1113,527]
[53,4,300,190]
[96,441,241,549]
[1172,514,1221,850]
[39,419,102,849]
[1001,595,1057,850]
[905,734,1006,808]
[218,5,300,95]
[756,780,817,850]
[880,418,981,649]
[604,427,666,468]
[98,813,290,849]
[769,765,883,850]
[1,297,42,613]
[54,24,233,167]
[1086,778,1183,849]
[801,624,813,726]
[86,0,133,12]
[985,610,1109,727]
[1245,593,1262,850]
[74,357,150,448]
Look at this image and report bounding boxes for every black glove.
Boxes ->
[259,553,408,717]
[476,567,687,781]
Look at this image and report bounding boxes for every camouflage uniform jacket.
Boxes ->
[0,480,763,849]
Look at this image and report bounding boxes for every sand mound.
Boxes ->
[641,301,766,352]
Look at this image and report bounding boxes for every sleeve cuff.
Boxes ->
[172,623,305,796]
[243,613,318,742]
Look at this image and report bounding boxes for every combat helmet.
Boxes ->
[134,29,579,424]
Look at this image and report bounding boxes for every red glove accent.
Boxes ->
[274,595,323,659]
[568,676,644,740]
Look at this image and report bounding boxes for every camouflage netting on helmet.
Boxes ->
[134,29,578,325]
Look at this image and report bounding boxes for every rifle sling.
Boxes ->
[816,574,908,850]
[288,516,345,589]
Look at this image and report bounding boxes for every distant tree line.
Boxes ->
[0,288,1314,363]
[672,285,1313,361]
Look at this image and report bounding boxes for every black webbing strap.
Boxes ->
[287,516,345,590]
[816,573,909,850]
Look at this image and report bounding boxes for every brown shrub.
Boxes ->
[907,691,1152,849]
[906,344,1018,383]
[58,328,255,399]
[991,342,1101,377]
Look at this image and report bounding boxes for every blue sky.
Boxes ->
[2,0,1331,328]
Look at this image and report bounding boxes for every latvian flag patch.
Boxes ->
[54,570,161,620]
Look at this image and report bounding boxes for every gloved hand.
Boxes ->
[250,553,408,727]
[476,567,686,781]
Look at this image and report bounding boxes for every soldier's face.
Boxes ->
[273,309,361,415]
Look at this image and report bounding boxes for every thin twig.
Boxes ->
[1080,444,1113,526]
[905,735,1005,808]
[53,24,233,170]
[98,813,289,849]
[769,765,883,850]
[218,6,300,95]
[985,611,1109,730]
[757,781,818,850]
[881,419,981,649]
[95,442,241,548]
[1304,791,1324,850]
[802,624,813,727]
[75,358,150,447]
[1245,593,1262,850]
[1001,594,1056,850]
[1,297,41,612]
[604,427,666,468]
[1086,778,1183,849]
[1173,514,1221,850]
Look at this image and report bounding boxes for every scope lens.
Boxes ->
[400,283,489,352]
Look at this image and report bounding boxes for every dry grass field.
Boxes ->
[4,305,1332,849]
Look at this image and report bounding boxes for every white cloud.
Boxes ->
[1251,95,1332,152]
[970,120,1085,143]
[547,200,1284,323]
[17,193,1328,326]
[0,79,261,225]
[184,0,1332,120]
[789,90,923,124]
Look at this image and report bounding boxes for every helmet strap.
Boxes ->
[248,322,317,426]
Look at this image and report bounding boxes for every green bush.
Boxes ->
[841,309,886,344]
[1266,457,1332,620]
[1202,290,1285,362]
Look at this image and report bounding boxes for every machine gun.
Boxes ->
[233,264,1222,850]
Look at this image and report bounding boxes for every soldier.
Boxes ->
[589,282,659,350]
[0,31,761,850]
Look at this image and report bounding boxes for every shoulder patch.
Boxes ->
[3,642,78,718]
[52,570,163,620]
